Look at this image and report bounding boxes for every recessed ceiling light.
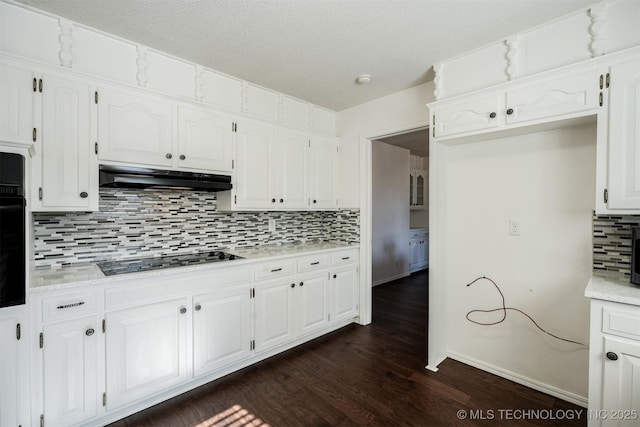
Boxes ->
[356,74,372,84]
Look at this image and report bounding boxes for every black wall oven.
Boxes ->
[0,152,26,308]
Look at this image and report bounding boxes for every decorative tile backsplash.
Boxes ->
[593,214,640,277]
[34,188,359,268]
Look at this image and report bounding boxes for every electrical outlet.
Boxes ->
[509,220,521,236]
[268,219,276,232]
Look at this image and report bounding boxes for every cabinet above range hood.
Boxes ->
[99,165,232,192]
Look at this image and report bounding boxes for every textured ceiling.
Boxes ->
[13,0,595,111]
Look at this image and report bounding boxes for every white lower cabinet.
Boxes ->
[332,266,359,322]
[105,297,189,411]
[0,306,28,427]
[43,316,100,426]
[297,271,330,337]
[588,299,640,426]
[254,276,296,352]
[192,284,253,378]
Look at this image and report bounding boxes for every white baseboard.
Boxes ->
[372,272,410,287]
[447,352,588,408]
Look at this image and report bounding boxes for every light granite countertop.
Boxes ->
[30,241,359,292]
[585,270,640,306]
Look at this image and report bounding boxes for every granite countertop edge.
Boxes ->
[585,270,640,307]
[31,242,360,293]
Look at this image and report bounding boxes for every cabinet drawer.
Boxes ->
[297,254,330,273]
[603,307,640,341]
[42,291,99,323]
[331,249,359,266]
[255,260,296,281]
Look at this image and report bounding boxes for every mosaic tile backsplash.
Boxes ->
[593,214,640,277]
[34,188,360,268]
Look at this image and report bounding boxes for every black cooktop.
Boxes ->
[96,251,242,276]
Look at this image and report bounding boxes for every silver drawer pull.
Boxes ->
[270,268,283,272]
[310,262,320,265]
[341,257,350,260]
[57,301,85,310]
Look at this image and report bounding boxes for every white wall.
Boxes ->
[336,81,435,208]
[442,122,596,401]
[372,141,410,285]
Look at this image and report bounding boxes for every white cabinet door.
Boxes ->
[275,128,308,209]
[0,64,34,145]
[97,87,175,168]
[409,238,421,271]
[42,316,99,427]
[192,285,252,378]
[177,106,234,173]
[505,68,600,125]
[297,272,330,337]
[607,59,640,210]
[235,120,278,209]
[433,93,503,138]
[309,136,338,209]
[254,278,295,352]
[410,169,427,210]
[602,336,640,425]
[0,308,28,427]
[332,265,359,322]
[422,237,429,268]
[106,298,189,410]
[34,74,95,211]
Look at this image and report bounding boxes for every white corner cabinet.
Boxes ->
[0,305,29,427]
[429,47,640,214]
[408,229,429,273]
[217,124,339,211]
[588,297,640,427]
[29,247,358,426]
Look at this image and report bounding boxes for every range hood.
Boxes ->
[99,165,232,192]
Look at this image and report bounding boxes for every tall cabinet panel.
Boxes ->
[275,129,308,209]
[33,74,95,211]
[0,307,28,427]
[0,64,34,145]
[607,58,640,209]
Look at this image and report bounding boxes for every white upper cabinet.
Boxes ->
[0,64,34,146]
[97,87,175,168]
[232,119,278,209]
[432,93,502,138]
[505,68,600,125]
[33,74,96,212]
[274,128,308,209]
[605,57,640,210]
[308,136,338,209]
[177,105,234,173]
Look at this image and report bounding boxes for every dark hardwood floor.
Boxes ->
[108,270,586,426]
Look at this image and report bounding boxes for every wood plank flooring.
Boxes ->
[108,270,587,426]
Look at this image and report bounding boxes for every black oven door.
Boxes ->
[0,196,26,308]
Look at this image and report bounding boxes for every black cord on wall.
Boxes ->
[465,276,587,347]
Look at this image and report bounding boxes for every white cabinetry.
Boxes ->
[588,298,640,427]
[431,67,601,141]
[177,105,234,173]
[32,74,97,211]
[0,306,28,427]
[408,230,429,273]
[105,297,189,410]
[0,63,34,146]
[97,87,175,168]
[272,128,309,209]
[32,289,104,427]
[605,57,640,211]
[192,284,253,378]
[308,136,338,209]
[330,250,359,322]
[410,169,427,210]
